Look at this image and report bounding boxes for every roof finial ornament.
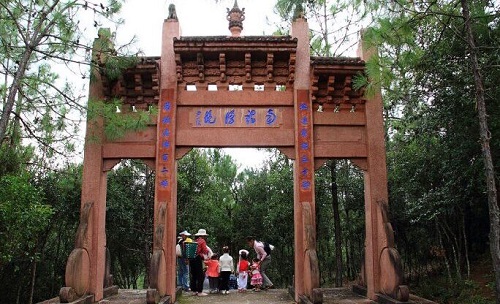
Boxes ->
[227,0,245,37]
[167,3,178,21]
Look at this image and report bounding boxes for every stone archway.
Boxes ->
[59,3,408,304]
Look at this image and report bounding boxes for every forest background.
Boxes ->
[0,0,499,303]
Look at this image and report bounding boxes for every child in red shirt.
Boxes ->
[237,249,250,292]
[204,253,219,293]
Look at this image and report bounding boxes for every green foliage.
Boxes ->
[101,56,140,81]
[0,0,125,160]
[362,0,500,293]
[106,160,153,288]
[0,173,52,264]
[176,149,296,286]
[314,160,365,284]
[230,151,295,286]
[413,276,495,304]
[31,165,82,300]
[0,142,34,177]
[87,99,157,141]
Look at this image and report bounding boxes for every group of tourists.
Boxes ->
[176,229,274,297]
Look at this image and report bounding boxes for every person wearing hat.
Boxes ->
[189,229,210,296]
[176,230,192,291]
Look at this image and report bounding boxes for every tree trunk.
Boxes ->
[461,209,471,279]
[28,259,37,304]
[0,0,61,144]
[436,219,452,282]
[440,219,461,279]
[143,166,154,288]
[329,160,343,287]
[345,206,353,279]
[0,48,32,144]
[460,1,500,302]
[443,218,462,279]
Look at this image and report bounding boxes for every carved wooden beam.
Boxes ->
[152,73,159,91]
[288,53,296,83]
[197,52,205,82]
[245,52,252,83]
[267,52,274,83]
[343,75,352,104]
[343,76,352,95]
[311,75,319,103]
[134,73,143,102]
[219,53,227,82]
[175,54,183,82]
[327,75,335,103]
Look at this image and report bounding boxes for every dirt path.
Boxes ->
[176,289,295,304]
[99,287,437,304]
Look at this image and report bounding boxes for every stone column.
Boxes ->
[61,29,115,303]
[150,12,180,301]
[291,17,320,302]
[357,32,408,302]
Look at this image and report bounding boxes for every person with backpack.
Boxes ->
[176,230,192,291]
[246,236,274,290]
[190,229,210,296]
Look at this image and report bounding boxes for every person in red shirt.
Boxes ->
[204,253,220,293]
[189,229,210,296]
[237,249,250,292]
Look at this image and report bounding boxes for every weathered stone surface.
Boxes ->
[64,248,90,297]
[146,289,159,304]
[59,287,77,303]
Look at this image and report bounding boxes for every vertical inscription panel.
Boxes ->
[157,89,176,205]
[297,90,314,203]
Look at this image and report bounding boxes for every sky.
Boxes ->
[115,0,280,55]
[112,0,281,169]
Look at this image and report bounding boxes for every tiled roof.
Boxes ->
[311,56,365,66]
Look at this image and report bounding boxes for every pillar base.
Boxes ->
[103,286,119,298]
[352,284,367,297]
[146,288,171,304]
[376,293,414,304]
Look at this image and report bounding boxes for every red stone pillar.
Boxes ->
[358,33,408,301]
[356,34,387,300]
[291,17,320,302]
[62,31,110,302]
[150,16,180,301]
[81,129,108,302]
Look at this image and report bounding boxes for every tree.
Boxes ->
[0,0,123,155]
[275,0,371,56]
[106,160,153,289]
[0,173,53,304]
[360,0,500,300]
[460,0,500,301]
[234,150,295,287]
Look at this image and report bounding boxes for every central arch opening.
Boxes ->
[176,147,294,290]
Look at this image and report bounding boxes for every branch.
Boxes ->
[10,110,66,157]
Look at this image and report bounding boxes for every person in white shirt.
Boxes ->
[218,246,235,294]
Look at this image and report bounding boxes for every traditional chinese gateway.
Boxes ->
[58,2,409,304]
